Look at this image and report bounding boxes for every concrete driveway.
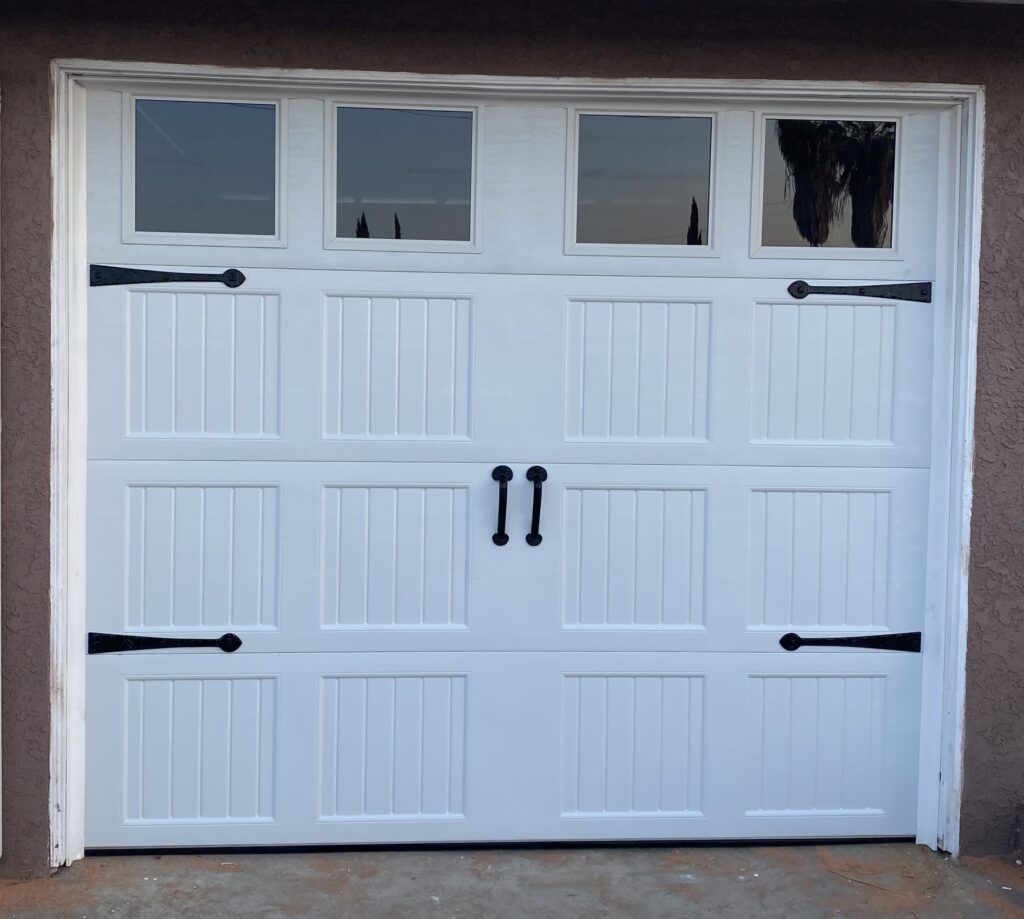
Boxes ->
[1,844,1021,918]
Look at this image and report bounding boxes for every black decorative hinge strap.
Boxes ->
[90,265,246,288]
[779,631,921,652]
[788,280,931,303]
[88,632,242,654]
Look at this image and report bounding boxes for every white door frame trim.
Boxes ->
[48,59,984,865]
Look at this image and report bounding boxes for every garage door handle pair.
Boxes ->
[492,465,548,546]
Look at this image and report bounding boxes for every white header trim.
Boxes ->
[57,60,983,105]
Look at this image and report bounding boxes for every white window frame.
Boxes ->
[323,99,481,254]
[122,91,288,248]
[565,106,721,258]
[50,62,984,866]
[751,108,906,260]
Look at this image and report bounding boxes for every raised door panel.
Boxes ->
[318,675,467,819]
[319,486,469,629]
[321,294,472,441]
[516,465,927,651]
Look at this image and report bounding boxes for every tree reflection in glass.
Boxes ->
[763,119,896,248]
[576,114,712,247]
[336,107,473,242]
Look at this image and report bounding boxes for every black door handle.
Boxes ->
[525,466,548,546]
[491,466,513,545]
[88,632,243,654]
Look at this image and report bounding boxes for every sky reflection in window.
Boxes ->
[336,107,473,242]
[576,114,712,247]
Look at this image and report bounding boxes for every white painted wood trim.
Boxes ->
[48,60,984,864]
[50,63,88,868]
[54,61,985,104]
[937,88,985,856]
[0,77,4,860]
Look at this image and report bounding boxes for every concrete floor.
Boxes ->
[1,844,1021,918]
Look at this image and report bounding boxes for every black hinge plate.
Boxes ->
[88,632,242,654]
[779,631,921,652]
[90,265,246,288]
[788,280,932,303]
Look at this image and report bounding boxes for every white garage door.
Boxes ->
[84,86,949,847]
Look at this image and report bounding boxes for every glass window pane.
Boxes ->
[575,114,712,246]
[336,107,473,242]
[762,119,896,248]
[135,100,277,236]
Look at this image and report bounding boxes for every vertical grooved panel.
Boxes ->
[561,675,703,815]
[748,489,890,628]
[318,676,466,819]
[747,676,887,814]
[126,290,280,436]
[320,487,467,628]
[751,302,897,442]
[123,678,276,823]
[564,488,706,627]
[322,295,471,439]
[565,299,710,441]
[126,486,278,629]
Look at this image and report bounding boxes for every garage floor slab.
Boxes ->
[1,844,1022,918]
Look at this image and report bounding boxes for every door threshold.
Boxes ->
[85,836,917,857]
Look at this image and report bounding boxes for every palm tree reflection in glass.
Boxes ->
[775,120,896,248]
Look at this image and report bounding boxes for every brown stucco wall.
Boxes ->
[1,0,1022,876]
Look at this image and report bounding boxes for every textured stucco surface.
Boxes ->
[1,0,1023,877]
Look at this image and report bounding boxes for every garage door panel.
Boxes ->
[123,289,282,439]
[747,487,907,631]
[317,674,467,820]
[122,675,278,825]
[736,661,920,833]
[88,462,495,643]
[89,468,294,637]
[86,655,920,846]
[321,293,472,441]
[89,285,285,448]
[91,273,934,468]
[318,485,469,629]
[89,463,927,650]
[741,475,928,635]
[540,466,928,642]
[564,298,712,443]
[737,667,921,831]
[88,653,516,847]
[86,93,944,848]
[545,655,917,838]
[90,271,511,464]
[552,281,934,463]
[747,673,889,815]
[750,299,932,448]
[560,674,704,817]
[484,653,919,840]
[86,654,313,847]
[562,486,707,629]
[121,483,280,631]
